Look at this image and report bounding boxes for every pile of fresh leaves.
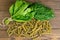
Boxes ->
[4,0,54,25]
[9,0,54,22]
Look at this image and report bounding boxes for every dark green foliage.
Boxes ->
[9,0,54,22]
[31,3,54,21]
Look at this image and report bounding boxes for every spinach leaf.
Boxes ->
[32,3,55,21]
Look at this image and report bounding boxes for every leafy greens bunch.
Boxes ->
[9,0,35,22]
[4,0,54,25]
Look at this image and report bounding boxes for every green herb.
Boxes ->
[31,3,55,21]
[9,1,35,22]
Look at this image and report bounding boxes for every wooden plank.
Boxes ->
[0,2,13,11]
[41,28,60,40]
[50,9,60,28]
[15,37,25,40]
[0,31,9,38]
[0,38,11,40]
[0,11,10,23]
[0,0,15,3]
[15,37,41,40]
[0,6,10,11]
[0,0,15,11]
[40,0,60,10]
[40,0,60,2]
[0,30,15,40]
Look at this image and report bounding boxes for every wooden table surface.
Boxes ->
[0,0,60,40]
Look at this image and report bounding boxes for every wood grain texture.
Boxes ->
[0,38,11,40]
[0,0,60,40]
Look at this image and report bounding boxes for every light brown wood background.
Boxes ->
[0,0,60,40]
